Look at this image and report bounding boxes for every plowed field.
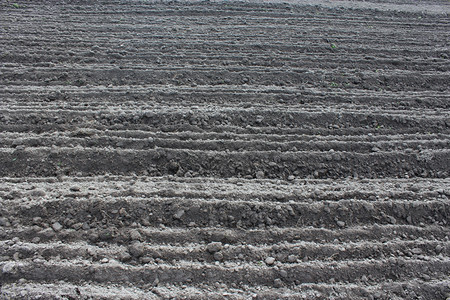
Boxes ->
[1,0,449,299]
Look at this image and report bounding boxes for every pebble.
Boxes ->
[70,186,81,192]
[99,229,114,241]
[213,252,224,261]
[206,242,223,253]
[287,175,295,181]
[255,171,265,179]
[30,189,46,197]
[0,217,10,227]
[280,270,288,278]
[173,209,185,220]
[39,228,55,239]
[287,255,297,263]
[13,252,20,260]
[411,248,422,255]
[52,222,63,232]
[129,242,145,258]
[421,274,431,281]
[435,245,443,253]
[265,257,275,265]
[387,216,397,224]
[100,258,109,263]
[129,229,142,241]
[119,252,132,262]
[374,291,382,298]
[141,256,153,264]
[274,278,283,288]
[2,262,14,274]
[336,221,346,228]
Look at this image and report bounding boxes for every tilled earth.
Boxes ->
[0,0,449,299]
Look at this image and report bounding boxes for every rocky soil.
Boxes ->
[0,0,449,299]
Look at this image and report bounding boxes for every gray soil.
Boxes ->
[0,0,449,299]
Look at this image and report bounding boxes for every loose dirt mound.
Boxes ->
[0,0,449,299]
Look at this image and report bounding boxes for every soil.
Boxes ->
[0,0,449,299]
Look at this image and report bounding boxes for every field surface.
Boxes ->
[0,0,449,299]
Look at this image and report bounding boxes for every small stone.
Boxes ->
[119,252,132,262]
[265,257,275,265]
[82,223,90,230]
[213,252,223,261]
[129,242,145,258]
[39,228,55,239]
[206,242,223,253]
[30,189,46,197]
[287,255,297,263]
[70,186,80,192]
[100,258,109,263]
[32,237,40,243]
[374,291,382,299]
[173,209,185,220]
[411,248,422,255]
[168,161,179,173]
[2,262,14,274]
[274,278,283,288]
[141,256,152,264]
[99,229,114,241]
[153,276,160,286]
[371,147,380,152]
[280,270,288,278]
[52,222,63,232]
[0,217,10,227]
[13,252,20,260]
[255,171,265,179]
[421,274,431,281]
[88,233,99,242]
[435,245,443,253]
[387,216,397,224]
[72,223,82,230]
[287,175,295,181]
[129,229,142,241]
[336,221,345,228]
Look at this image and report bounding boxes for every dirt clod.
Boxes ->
[128,242,145,258]
[206,242,223,253]
[52,222,63,232]
[265,257,276,265]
